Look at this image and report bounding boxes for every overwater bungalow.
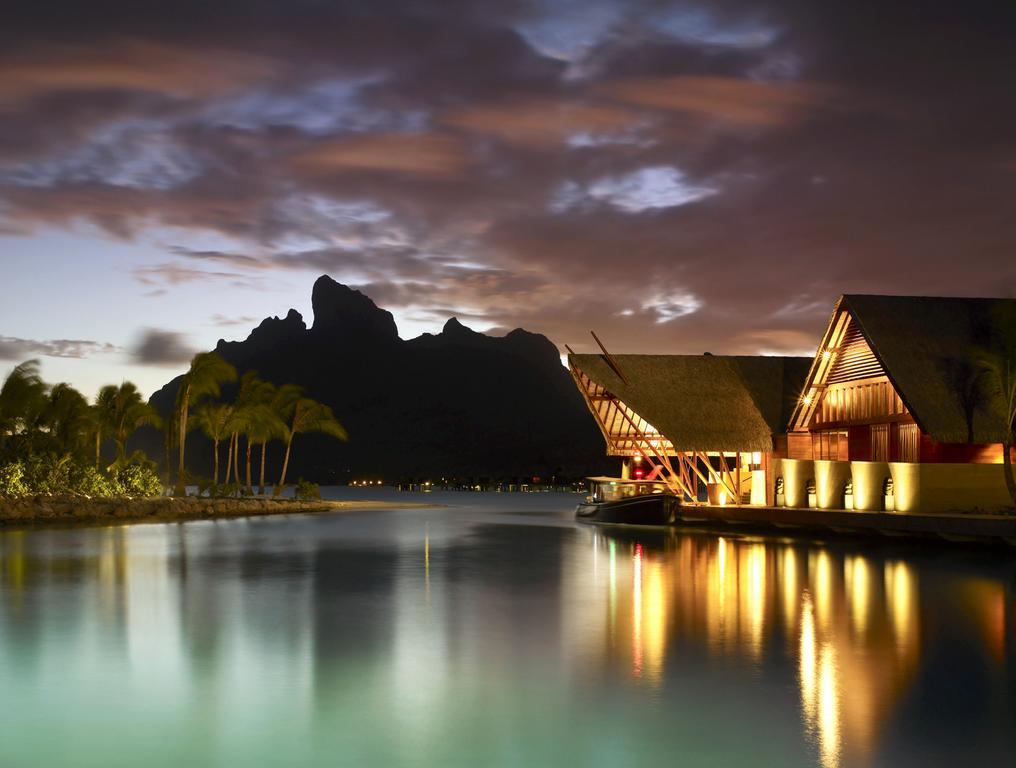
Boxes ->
[568,353,811,506]
[784,294,1015,513]
[571,294,1016,523]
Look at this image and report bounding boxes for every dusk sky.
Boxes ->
[2,0,1015,397]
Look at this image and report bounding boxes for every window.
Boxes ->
[871,424,890,461]
[898,423,920,462]
[813,430,848,460]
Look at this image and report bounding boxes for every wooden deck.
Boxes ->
[650,504,1016,547]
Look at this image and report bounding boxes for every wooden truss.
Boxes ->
[570,363,747,504]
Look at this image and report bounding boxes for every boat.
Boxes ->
[575,477,682,525]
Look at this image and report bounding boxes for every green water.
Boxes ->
[0,490,1013,767]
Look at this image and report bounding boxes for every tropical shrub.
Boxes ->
[113,463,163,497]
[0,462,28,498]
[22,454,74,495]
[295,478,321,500]
[68,464,117,497]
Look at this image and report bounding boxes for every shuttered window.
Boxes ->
[870,423,890,461]
[898,423,920,462]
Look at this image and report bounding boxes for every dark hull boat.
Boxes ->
[576,493,681,525]
[575,477,681,525]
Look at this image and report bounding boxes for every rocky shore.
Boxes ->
[0,495,428,528]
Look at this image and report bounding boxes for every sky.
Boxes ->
[2,0,1015,398]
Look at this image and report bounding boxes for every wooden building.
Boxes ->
[569,353,810,505]
[783,295,1015,513]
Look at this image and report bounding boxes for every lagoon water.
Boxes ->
[0,489,1014,767]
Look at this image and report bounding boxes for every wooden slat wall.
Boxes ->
[787,432,813,460]
[826,323,884,384]
[816,379,908,425]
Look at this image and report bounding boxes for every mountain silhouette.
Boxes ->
[144,275,610,483]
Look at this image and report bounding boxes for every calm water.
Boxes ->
[0,490,1013,767]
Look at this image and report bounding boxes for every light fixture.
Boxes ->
[802,394,813,406]
[822,349,832,360]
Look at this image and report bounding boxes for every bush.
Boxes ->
[68,464,117,497]
[0,462,29,498]
[21,455,73,495]
[295,478,321,500]
[113,463,163,497]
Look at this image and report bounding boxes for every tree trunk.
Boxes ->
[1003,439,1016,507]
[274,435,294,497]
[212,438,220,486]
[232,432,241,487]
[259,442,267,495]
[245,440,253,494]
[225,434,234,485]
[175,384,191,495]
[94,429,101,470]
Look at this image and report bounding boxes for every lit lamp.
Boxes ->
[806,479,817,509]
[843,478,854,510]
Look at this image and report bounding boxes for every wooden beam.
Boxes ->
[590,331,630,386]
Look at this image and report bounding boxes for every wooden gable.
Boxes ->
[792,311,910,431]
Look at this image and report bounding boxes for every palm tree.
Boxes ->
[229,372,274,492]
[193,402,233,485]
[91,385,118,469]
[977,304,1016,507]
[174,352,236,494]
[979,356,1016,506]
[273,398,347,496]
[45,383,92,459]
[107,382,161,464]
[246,404,287,495]
[0,360,48,450]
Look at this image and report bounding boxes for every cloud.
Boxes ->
[0,336,120,361]
[0,40,272,106]
[132,262,265,288]
[2,0,1016,371]
[550,166,717,213]
[441,99,643,148]
[209,313,262,327]
[130,328,196,365]
[599,75,830,126]
[292,133,470,177]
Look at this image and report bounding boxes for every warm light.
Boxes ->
[822,349,832,360]
[632,454,643,464]
[751,451,762,466]
[718,489,728,506]
[803,394,813,406]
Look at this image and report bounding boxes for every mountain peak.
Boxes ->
[311,275,399,341]
[442,316,476,336]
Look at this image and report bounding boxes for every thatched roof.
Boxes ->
[838,295,1016,443]
[569,354,811,452]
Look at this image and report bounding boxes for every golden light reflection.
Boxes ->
[632,544,643,678]
[884,561,918,660]
[583,533,1007,767]
[845,556,870,637]
[423,524,430,600]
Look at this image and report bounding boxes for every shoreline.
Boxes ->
[0,495,437,530]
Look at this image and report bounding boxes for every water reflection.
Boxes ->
[583,529,1013,767]
[0,501,1013,767]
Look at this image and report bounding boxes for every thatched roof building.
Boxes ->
[570,354,811,454]
[793,295,1016,445]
